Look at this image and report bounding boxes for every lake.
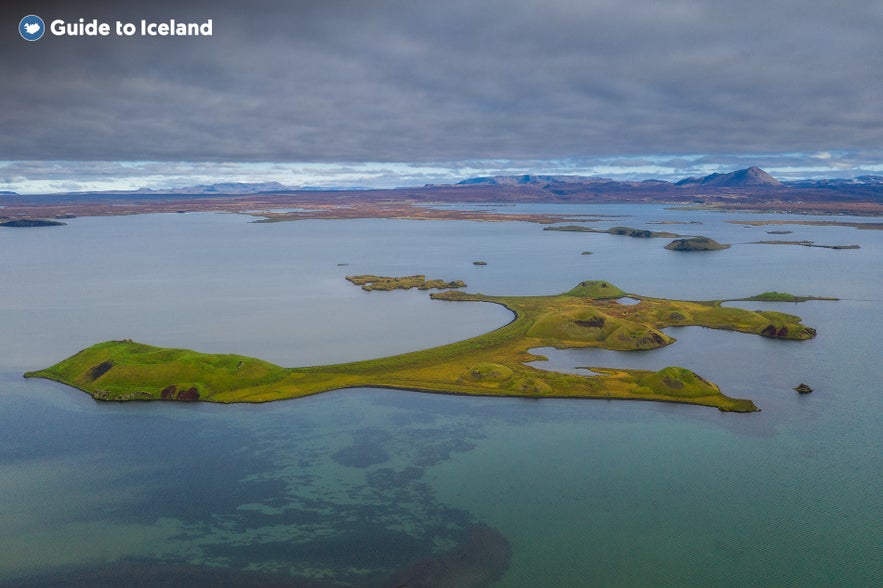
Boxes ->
[1,206,880,586]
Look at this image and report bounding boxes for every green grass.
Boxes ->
[26,280,827,411]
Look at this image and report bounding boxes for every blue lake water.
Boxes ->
[0,206,880,586]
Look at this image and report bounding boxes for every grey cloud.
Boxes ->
[1,0,881,165]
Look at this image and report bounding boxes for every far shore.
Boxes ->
[2,184,883,223]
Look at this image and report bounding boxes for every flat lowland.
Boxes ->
[748,240,861,250]
[729,220,883,231]
[26,280,823,412]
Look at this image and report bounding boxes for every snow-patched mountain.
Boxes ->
[786,175,883,188]
[132,182,293,194]
[675,166,783,188]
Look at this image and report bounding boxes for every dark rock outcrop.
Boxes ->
[574,316,606,328]
[87,360,114,381]
[761,324,778,337]
[794,383,814,394]
[160,385,200,401]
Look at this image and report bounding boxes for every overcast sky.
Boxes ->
[2,0,882,191]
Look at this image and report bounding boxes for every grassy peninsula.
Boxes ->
[26,280,823,412]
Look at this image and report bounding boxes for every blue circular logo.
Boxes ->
[19,15,45,41]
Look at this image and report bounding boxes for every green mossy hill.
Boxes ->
[664,236,729,251]
[565,280,626,298]
[527,307,673,351]
[346,274,466,291]
[638,367,718,398]
[544,225,678,238]
[28,280,824,411]
[25,340,289,402]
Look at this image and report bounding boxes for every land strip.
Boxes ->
[3,180,883,222]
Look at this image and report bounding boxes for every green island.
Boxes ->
[345,274,466,291]
[25,280,823,412]
[0,218,66,228]
[544,225,679,238]
[739,291,838,303]
[664,236,730,251]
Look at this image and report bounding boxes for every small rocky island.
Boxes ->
[664,236,729,251]
[0,218,66,228]
[26,280,825,412]
[544,225,679,238]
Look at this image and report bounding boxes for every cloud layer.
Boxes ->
[2,1,881,168]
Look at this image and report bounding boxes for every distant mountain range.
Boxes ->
[130,181,294,195]
[4,168,882,199]
[454,166,876,190]
[89,181,374,195]
[785,175,883,187]
[456,174,602,186]
[3,167,881,217]
[168,169,879,193]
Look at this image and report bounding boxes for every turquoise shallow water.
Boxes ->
[0,207,880,586]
